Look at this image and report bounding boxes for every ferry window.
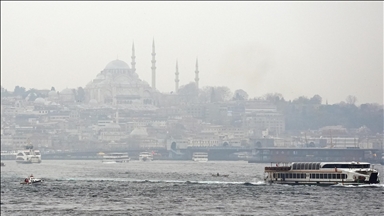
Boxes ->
[301,174,305,178]
[342,174,346,179]
[319,174,323,179]
[310,174,314,179]
[332,174,336,179]
[328,174,332,179]
[304,163,309,170]
[316,174,319,179]
[316,163,320,169]
[300,163,305,169]
[293,164,297,170]
[293,173,296,178]
[278,173,281,178]
[273,173,276,178]
[289,173,292,178]
[337,174,340,179]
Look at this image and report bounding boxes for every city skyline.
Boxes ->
[1,1,383,105]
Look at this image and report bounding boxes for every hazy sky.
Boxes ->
[1,1,383,104]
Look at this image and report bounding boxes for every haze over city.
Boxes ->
[1,1,383,105]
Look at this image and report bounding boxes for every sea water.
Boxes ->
[1,160,383,215]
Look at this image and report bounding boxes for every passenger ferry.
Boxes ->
[1,151,17,160]
[139,152,153,161]
[264,161,380,185]
[192,152,208,162]
[102,153,130,163]
[15,149,42,164]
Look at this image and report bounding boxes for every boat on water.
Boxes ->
[212,173,229,177]
[102,153,130,163]
[264,161,380,185]
[15,148,42,164]
[20,174,43,185]
[1,151,17,160]
[139,152,153,161]
[1,162,5,166]
[192,152,208,162]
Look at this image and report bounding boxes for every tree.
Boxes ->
[212,86,232,102]
[233,89,249,100]
[75,87,85,102]
[346,95,357,105]
[309,94,322,104]
[293,96,310,104]
[1,86,11,97]
[198,86,212,103]
[13,86,26,96]
[263,93,284,104]
[178,82,199,103]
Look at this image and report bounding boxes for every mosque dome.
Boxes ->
[34,97,45,104]
[105,59,130,70]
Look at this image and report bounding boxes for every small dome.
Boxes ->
[48,90,57,97]
[130,127,148,137]
[89,99,98,105]
[105,59,130,70]
[34,97,45,104]
[60,88,74,95]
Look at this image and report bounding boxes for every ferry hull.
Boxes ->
[265,180,378,186]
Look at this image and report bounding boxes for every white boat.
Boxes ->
[264,161,380,185]
[139,152,153,161]
[15,149,42,164]
[102,153,130,163]
[192,152,208,162]
[20,175,43,185]
[1,151,17,160]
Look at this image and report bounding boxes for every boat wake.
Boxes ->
[53,178,266,186]
[331,183,384,188]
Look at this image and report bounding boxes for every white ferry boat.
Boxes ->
[102,153,130,163]
[192,152,208,162]
[1,151,17,160]
[139,152,153,161]
[15,149,42,164]
[264,161,380,185]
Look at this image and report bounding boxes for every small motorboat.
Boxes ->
[20,174,43,185]
[212,173,229,177]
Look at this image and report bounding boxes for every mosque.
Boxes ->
[84,40,200,106]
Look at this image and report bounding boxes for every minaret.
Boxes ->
[175,60,179,92]
[131,42,136,73]
[151,39,156,89]
[115,109,119,124]
[195,58,199,89]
